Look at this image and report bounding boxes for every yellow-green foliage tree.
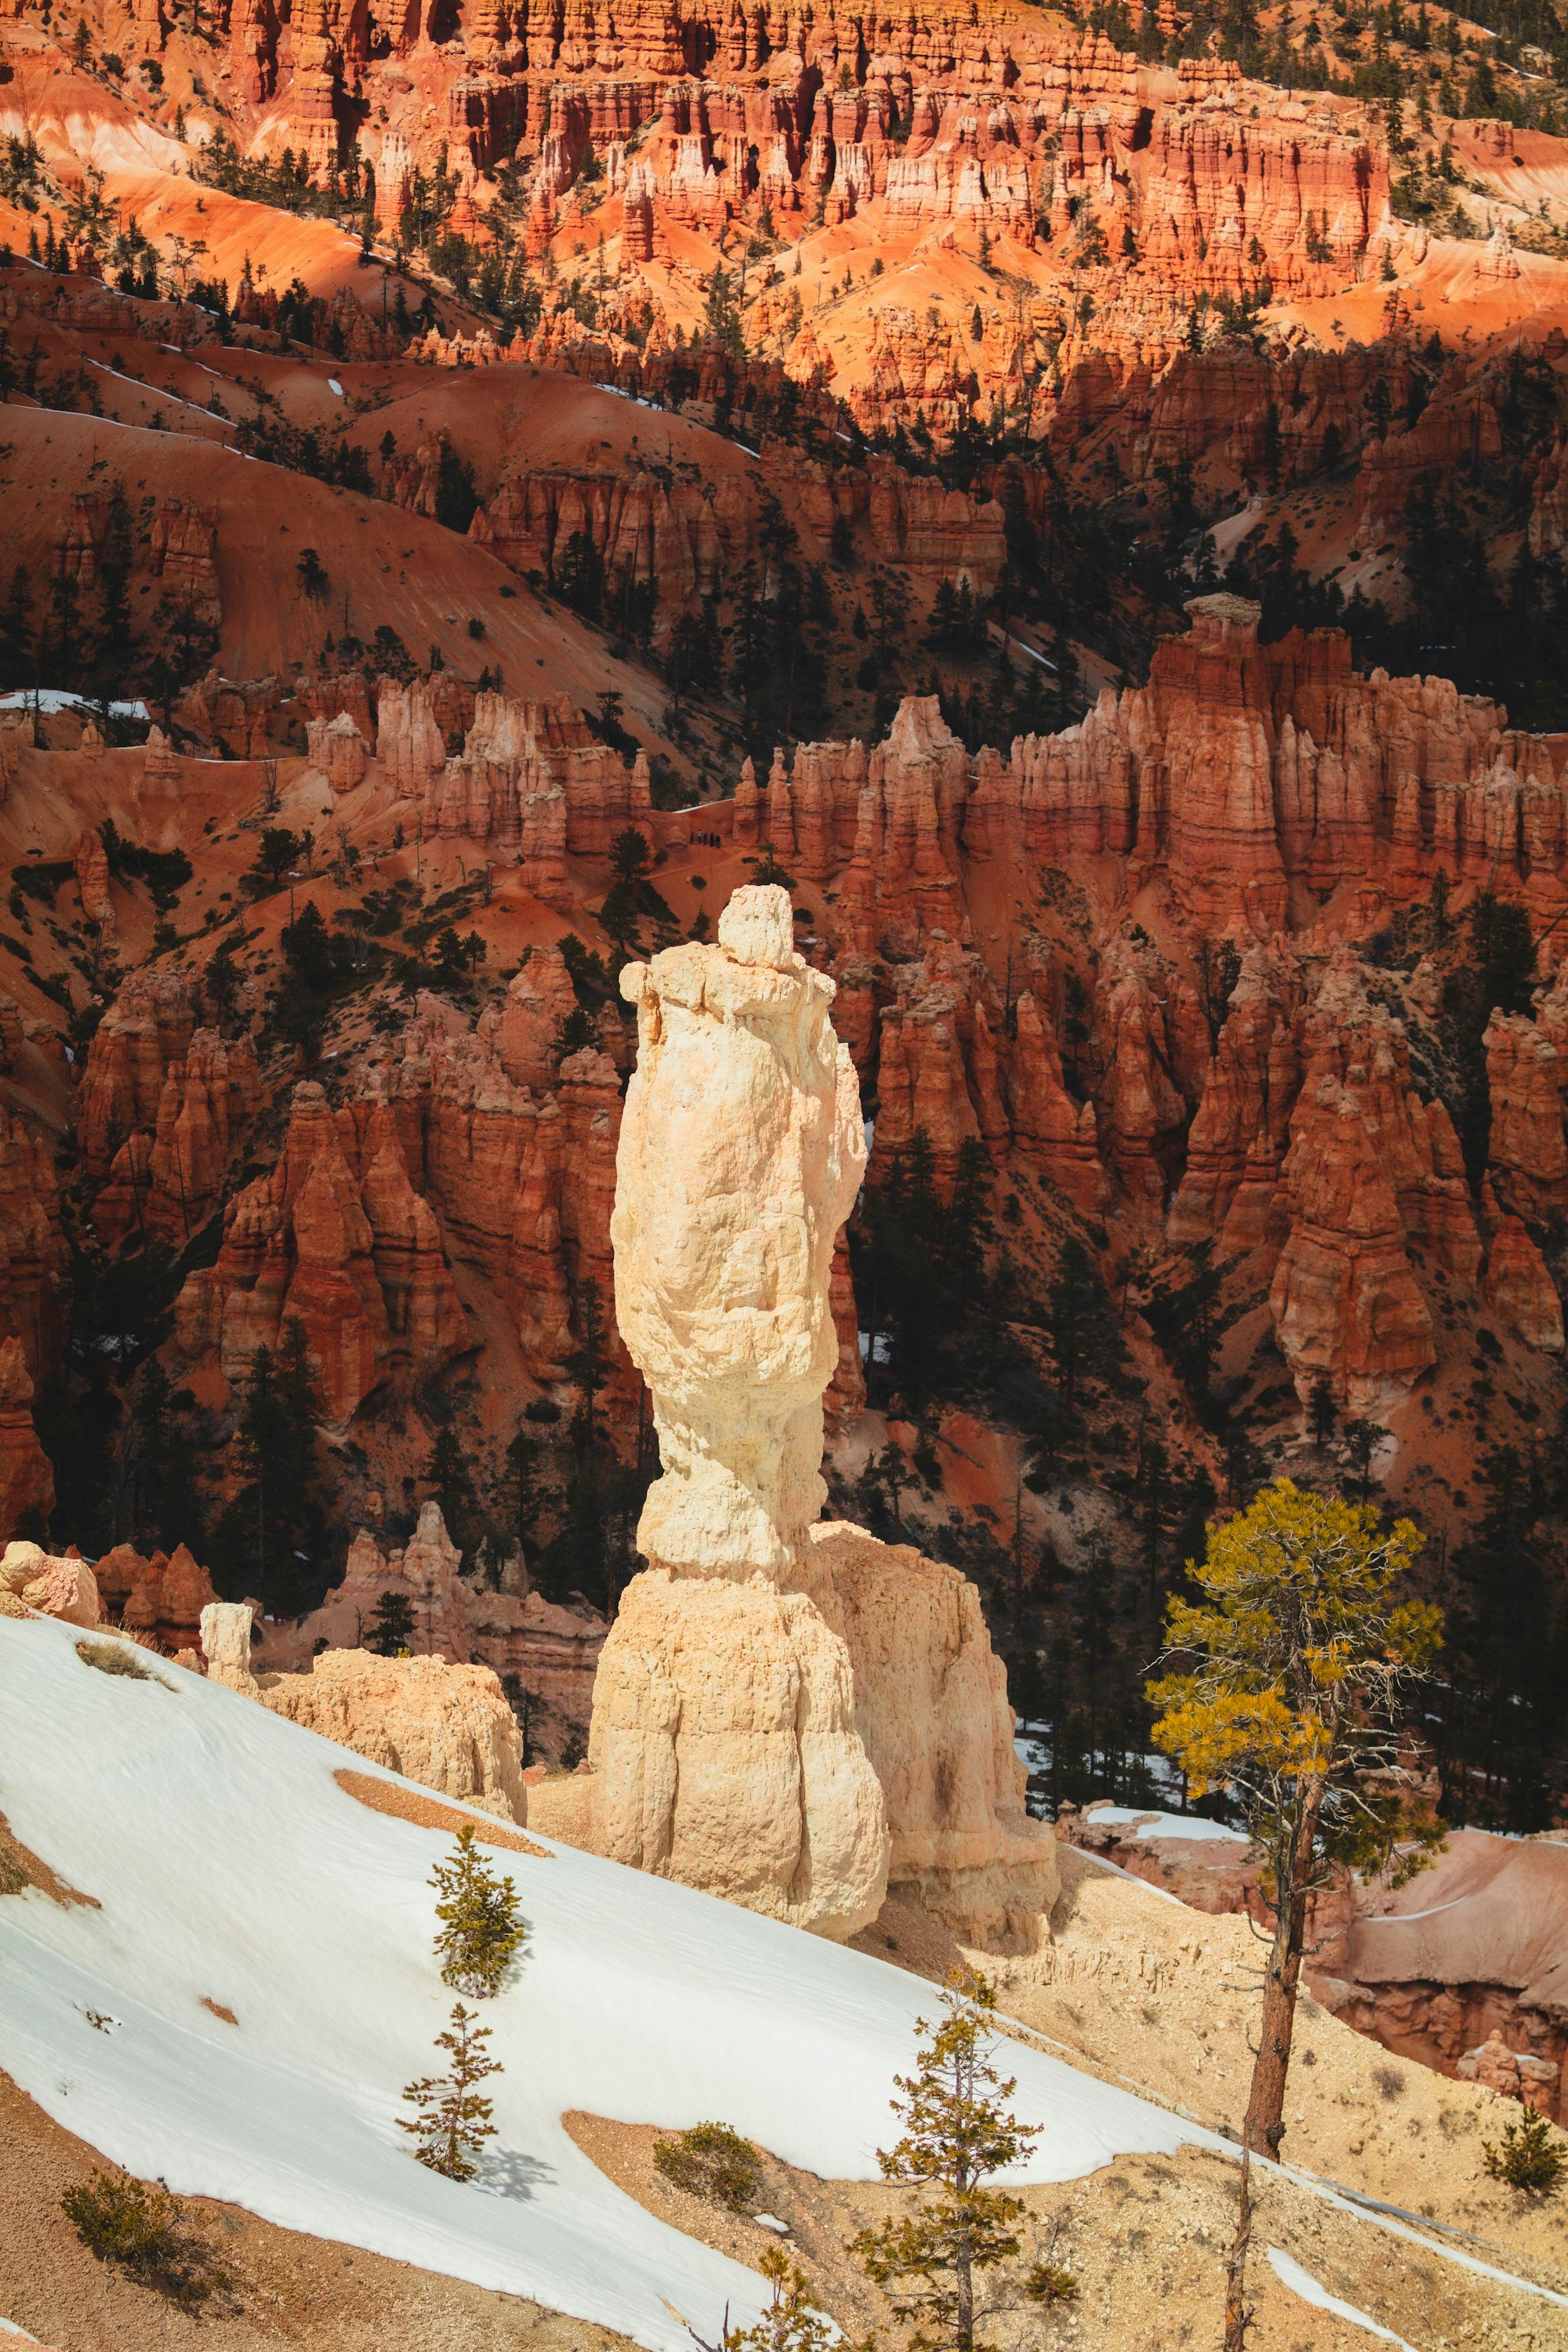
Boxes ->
[1149,1480,1443,2161]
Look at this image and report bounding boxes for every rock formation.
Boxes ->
[612,884,866,1577]
[0,1339,55,1541]
[0,1538,99,1626]
[586,1568,890,1939]
[260,1648,529,1823]
[256,1502,607,1729]
[94,1541,219,1650]
[583,884,1054,1944]
[200,1595,528,1820]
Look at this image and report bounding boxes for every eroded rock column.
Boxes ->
[575,884,1055,1946]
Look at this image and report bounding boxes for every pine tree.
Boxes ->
[506,1425,543,1558]
[1307,1374,1338,1446]
[1483,2103,1568,2196]
[0,565,35,692]
[368,1588,416,1656]
[689,2247,846,2352]
[1149,1483,1443,2352]
[852,1965,1040,2352]
[398,2001,499,2180]
[430,1824,525,1997]
[424,1421,467,1541]
[1044,1237,1108,1415]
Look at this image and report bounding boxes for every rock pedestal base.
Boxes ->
[585,1566,889,1940]
[569,1524,1056,1951]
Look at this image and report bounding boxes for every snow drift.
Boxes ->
[0,1615,1213,2347]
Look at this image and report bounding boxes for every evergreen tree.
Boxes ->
[1150,1485,1444,2347]
[399,2001,499,2180]
[0,565,34,691]
[212,1319,325,1613]
[1307,1374,1338,1446]
[130,1359,205,1554]
[853,1965,1040,2352]
[1044,1236,1109,1414]
[92,480,135,687]
[506,1425,543,1558]
[430,1823,525,1997]
[424,1421,467,1541]
[368,1588,417,1656]
[690,2248,844,2352]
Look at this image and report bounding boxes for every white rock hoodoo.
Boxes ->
[572,884,1055,1947]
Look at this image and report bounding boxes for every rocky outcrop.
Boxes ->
[588,882,1054,1944]
[0,1105,66,1375]
[1336,1830,1568,2122]
[255,1504,608,1730]
[1269,1075,1436,1412]
[586,1566,889,1938]
[0,1537,98,1625]
[788,1523,1055,1948]
[199,1590,529,1820]
[0,1339,54,1541]
[93,1541,218,1650]
[93,1029,262,1250]
[1483,1217,1565,1354]
[175,1081,470,1422]
[259,1646,529,1823]
[77,971,198,1183]
[732,611,1568,942]
[1485,1007,1568,1223]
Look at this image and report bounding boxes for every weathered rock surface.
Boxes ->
[0,1538,99,1626]
[612,885,866,1577]
[788,1523,1058,1948]
[586,1565,890,1939]
[0,1339,55,1542]
[591,880,1054,1944]
[257,1646,529,1823]
[257,1502,607,1728]
[95,1541,219,1650]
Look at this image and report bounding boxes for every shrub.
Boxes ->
[1483,2107,1568,2196]
[60,2169,227,2303]
[1025,2259,1080,2307]
[76,1638,155,1681]
[652,2121,762,2213]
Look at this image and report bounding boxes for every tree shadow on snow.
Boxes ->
[471,2147,554,2202]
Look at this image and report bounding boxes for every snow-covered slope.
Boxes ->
[0,1616,1214,2348]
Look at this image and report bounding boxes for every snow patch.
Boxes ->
[1266,2249,1415,2347]
[0,1613,1215,2352]
[0,691,149,719]
[1083,1806,1250,1846]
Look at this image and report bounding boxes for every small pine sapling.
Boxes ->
[399,2001,499,2180]
[431,1823,525,1997]
[1022,2219,1079,2308]
[853,1965,1040,2352]
[686,2245,851,2352]
[1483,2106,1567,2197]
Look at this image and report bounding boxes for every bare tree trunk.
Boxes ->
[1222,2142,1254,2352]
[1242,1783,1323,2158]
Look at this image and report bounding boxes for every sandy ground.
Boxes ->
[332,1767,552,1856]
[0,2069,637,2352]
[561,2099,1565,2352]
